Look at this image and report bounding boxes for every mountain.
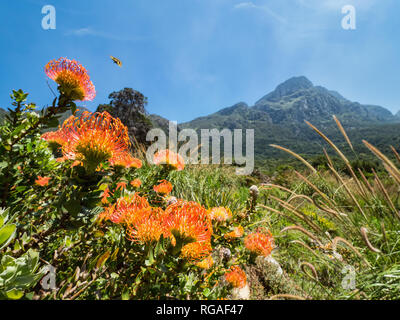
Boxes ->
[149,114,181,133]
[182,76,398,129]
[179,76,400,162]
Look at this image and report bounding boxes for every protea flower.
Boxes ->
[195,255,214,269]
[153,149,185,171]
[101,187,112,204]
[116,182,127,191]
[130,179,142,188]
[110,153,142,169]
[41,130,67,148]
[100,193,149,224]
[225,266,247,289]
[153,180,173,195]
[244,230,274,257]
[35,176,51,186]
[181,241,212,262]
[44,111,135,173]
[163,200,213,244]
[45,57,96,101]
[224,226,244,241]
[208,207,232,222]
[126,207,166,244]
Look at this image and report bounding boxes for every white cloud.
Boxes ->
[64,27,144,42]
[233,2,287,24]
[234,2,257,9]
[67,27,94,36]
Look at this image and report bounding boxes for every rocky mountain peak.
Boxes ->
[256,76,314,105]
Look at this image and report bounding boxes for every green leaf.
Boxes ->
[110,248,119,261]
[5,289,24,300]
[203,288,211,297]
[121,289,130,300]
[0,224,16,250]
[96,250,111,269]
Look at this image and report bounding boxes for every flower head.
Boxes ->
[163,200,213,243]
[116,182,127,191]
[45,57,96,101]
[244,230,274,257]
[208,207,232,222]
[130,179,142,188]
[224,226,244,241]
[110,153,142,169]
[35,176,51,186]
[48,111,133,172]
[153,149,185,171]
[101,187,112,204]
[249,185,259,197]
[195,255,214,269]
[225,266,247,289]
[126,207,166,244]
[101,193,149,224]
[181,241,212,262]
[41,130,67,147]
[153,180,173,195]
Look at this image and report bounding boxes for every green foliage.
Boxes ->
[96,88,153,145]
[2,80,400,301]
[0,249,44,300]
[0,208,44,299]
[168,165,247,212]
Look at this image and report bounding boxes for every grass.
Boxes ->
[166,116,400,300]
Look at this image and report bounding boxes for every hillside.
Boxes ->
[179,76,400,162]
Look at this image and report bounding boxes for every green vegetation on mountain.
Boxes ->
[179,76,400,169]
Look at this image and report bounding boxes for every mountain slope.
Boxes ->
[180,76,400,161]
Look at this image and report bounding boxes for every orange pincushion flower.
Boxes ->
[110,153,142,169]
[208,207,232,222]
[153,180,173,195]
[35,176,51,186]
[224,226,244,241]
[181,241,212,262]
[101,193,150,224]
[225,266,247,289]
[153,149,185,171]
[195,255,214,269]
[130,179,142,188]
[49,111,133,172]
[116,182,127,191]
[41,130,67,147]
[126,207,166,243]
[163,200,213,243]
[244,230,274,257]
[45,57,96,101]
[101,187,112,204]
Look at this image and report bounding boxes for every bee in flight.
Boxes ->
[110,55,122,67]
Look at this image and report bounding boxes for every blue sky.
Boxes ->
[0,0,399,122]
